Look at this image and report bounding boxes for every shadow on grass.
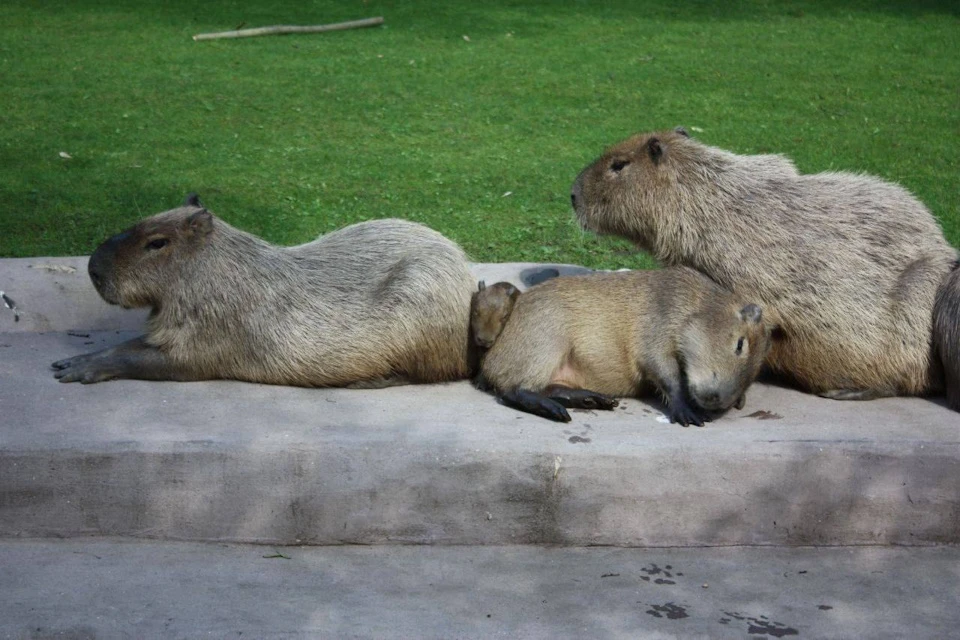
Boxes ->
[5,0,958,35]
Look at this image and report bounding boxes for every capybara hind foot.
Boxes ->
[543,385,619,410]
[499,389,572,422]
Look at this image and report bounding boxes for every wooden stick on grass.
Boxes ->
[193,17,384,41]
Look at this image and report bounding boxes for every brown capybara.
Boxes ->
[571,128,960,407]
[52,194,476,388]
[476,267,774,425]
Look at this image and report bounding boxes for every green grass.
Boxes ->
[1,1,958,269]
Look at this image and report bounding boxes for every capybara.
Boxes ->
[53,194,476,388]
[477,267,773,425]
[572,128,960,407]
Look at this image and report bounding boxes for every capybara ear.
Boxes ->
[184,193,203,208]
[740,303,763,324]
[674,126,690,138]
[185,210,214,237]
[647,137,664,164]
[478,280,487,292]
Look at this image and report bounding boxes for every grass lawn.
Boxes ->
[1,1,957,269]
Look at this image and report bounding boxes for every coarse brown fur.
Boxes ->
[571,129,959,404]
[52,195,476,387]
[934,263,960,409]
[478,267,773,425]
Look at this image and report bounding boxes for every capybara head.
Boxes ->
[678,302,772,412]
[470,280,520,349]
[87,194,214,308]
[570,127,695,248]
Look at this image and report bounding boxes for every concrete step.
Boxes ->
[2,538,957,639]
[2,257,960,547]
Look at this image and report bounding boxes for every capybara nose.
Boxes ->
[701,391,721,407]
[570,175,584,211]
[88,267,102,289]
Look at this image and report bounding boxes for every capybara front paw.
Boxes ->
[590,394,620,411]
[53,361,118,384]
[668,402,706,427]
[50,351,103,369]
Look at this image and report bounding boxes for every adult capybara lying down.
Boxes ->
[53,194,475,388]
[571,128,960,408]
[474,267,774,426]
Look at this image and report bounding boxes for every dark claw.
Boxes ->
[542,403,572,422]
[668,401,705,427]
[500,389,572,422]
[544,386,619,411]
[53,362,115,384]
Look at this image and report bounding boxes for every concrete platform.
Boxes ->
[1,257,959,546]
[2,539,958,639]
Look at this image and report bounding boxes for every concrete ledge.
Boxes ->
[1,539,957,639]
[1,258,959,546]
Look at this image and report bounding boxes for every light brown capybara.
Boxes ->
[53,194,476,388]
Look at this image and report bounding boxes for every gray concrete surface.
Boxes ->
[2,257,959,546]
[1,539,957,639]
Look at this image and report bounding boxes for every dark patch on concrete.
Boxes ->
[747,620,799,637]
[568,436,591,444]
[645,602,688,619]
[67,330,91,338]
[722,611,798,637]
[28,625,97,640]
[520,265,594,288]
[817,604,833,610]
[522,267,560,287]
[640,563,676,582]
[601,573,620,578]
[747,410,782,420]
[0,487,56,508]
[489,455,571,545]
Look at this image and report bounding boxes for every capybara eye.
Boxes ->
[145,238,169,251]
[610,159,630,173]
[736,337,745,355]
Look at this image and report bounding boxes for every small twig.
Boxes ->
[193,17,384,41]
[1,291,19,323]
